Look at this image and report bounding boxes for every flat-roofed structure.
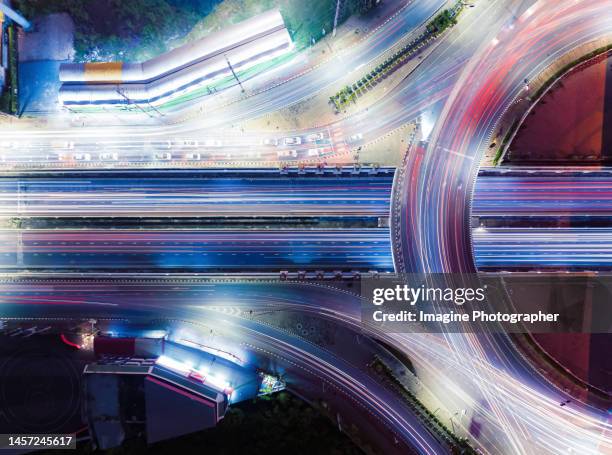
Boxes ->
[58,9,293,108]
[84,359,229,449]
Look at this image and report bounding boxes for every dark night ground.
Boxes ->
[46,393,365,455]
[14,0,379,62]
[508,50,612,163]
[95,393,364,455]
[0,335,363,455]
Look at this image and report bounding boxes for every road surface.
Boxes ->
[0,169,393,218]
[474,227,612,270]
[0,229,393,272]
[1,275,609,455]
[474,171,612,217]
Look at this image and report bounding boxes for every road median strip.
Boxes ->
[329,2,463,111]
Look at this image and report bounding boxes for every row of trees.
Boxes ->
[329,32,432,110]
[329,3,463,111]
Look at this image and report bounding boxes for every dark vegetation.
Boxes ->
[14,0,380,62]
[14,0,215,61]
[60,392,364,454]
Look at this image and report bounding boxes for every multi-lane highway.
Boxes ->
[11,166,612,272]
[474,227,612,270]
[474,170,612,217]
[473,169,612,270]
[0,229,392,272]
[0,1,501,173]
[0,169,393,272]
[0,129,346,167]
[0,169,393,218]
[9,166,612,272]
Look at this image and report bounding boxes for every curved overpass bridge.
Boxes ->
[389,0,612,452]
[394,0,612,274]
[2,274,609,454]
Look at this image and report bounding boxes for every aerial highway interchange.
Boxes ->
[0,0,611,454]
